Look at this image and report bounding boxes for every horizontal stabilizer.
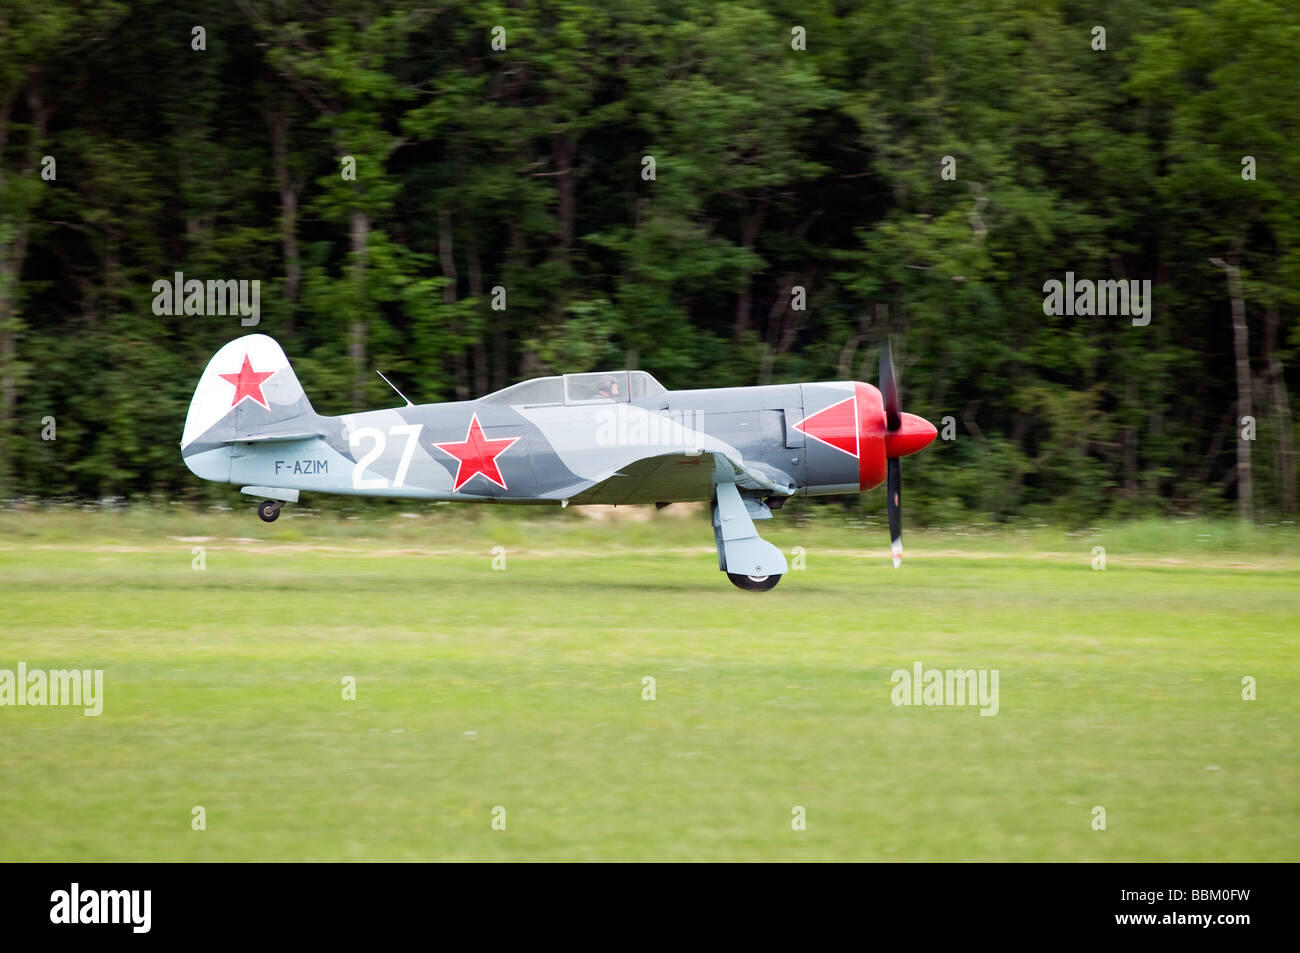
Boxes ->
[222,431,321,444]
[239,486,300,503]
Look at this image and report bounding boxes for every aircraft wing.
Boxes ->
[567,451,795,505]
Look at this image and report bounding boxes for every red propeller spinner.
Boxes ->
[885,411,937,459]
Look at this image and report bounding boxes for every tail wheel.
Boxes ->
[257,500,283,523]
[727,572,781,592]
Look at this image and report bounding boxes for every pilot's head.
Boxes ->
[597,375,618,398]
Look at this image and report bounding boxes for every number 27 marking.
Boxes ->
[350,423,423,489]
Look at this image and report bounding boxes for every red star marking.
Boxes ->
[218,354,277,411]
[793,394,858,458]
[432,413,521,492]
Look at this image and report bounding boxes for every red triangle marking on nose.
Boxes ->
[793,394,858,458]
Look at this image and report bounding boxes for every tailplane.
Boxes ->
[181,334,316,480]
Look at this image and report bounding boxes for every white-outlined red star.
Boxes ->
[218,354,278,411]
[431,413,521,492]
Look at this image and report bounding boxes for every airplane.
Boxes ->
[181,334,937,591]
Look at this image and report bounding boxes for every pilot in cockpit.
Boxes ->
[596,374,620,399]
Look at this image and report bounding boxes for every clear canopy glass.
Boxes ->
[481,371,666,406]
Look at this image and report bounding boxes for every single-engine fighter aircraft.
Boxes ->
[181,334,937,590]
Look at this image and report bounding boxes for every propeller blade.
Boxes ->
[880,338,901,432]
[887,456,902,568]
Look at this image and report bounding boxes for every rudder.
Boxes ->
[181,334,316,481]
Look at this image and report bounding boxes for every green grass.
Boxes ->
[0,507,1296,861]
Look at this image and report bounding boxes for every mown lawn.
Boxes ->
[0,508,1295,860]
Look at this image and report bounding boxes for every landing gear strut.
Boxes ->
[713,482,787,591]
[257,500,284,523]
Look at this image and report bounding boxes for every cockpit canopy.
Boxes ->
[480,370,666,406]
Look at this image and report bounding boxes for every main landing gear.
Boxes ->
[257,500,284,522]
[713,481,788,592]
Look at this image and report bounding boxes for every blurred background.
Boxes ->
[0,0,1296,524]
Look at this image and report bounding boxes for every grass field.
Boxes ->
[0,505,1296,861]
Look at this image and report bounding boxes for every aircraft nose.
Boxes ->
[884,412,937,459]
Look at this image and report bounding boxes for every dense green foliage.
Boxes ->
[1,0,1296,521]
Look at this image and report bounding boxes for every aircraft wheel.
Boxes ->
[257,500,282,523]
[727,572,781,592]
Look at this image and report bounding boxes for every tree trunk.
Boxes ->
[837,304,882,379]
[1212,248,1253,521]
[471,229,506,391]
[269,108,301,330]
[760,274,811,385]
[758,214,819,383]
[0,254,20,496]
[466,235,489,396]
[1264,303,1295,514]
[551,135,575,251]
[732,198,768,341]
[0,79,45,495]
[0,87,17,495]
[349,209,369,406]
[438,210,468,401]
[1123,377,1138,499]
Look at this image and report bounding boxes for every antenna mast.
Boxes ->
[376,370,415,407]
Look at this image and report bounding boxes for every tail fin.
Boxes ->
[181,335,316,479]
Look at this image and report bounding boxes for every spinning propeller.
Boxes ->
[878,339,936,568]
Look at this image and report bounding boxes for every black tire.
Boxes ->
[726,572,781,592]
[257,500,282,523]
